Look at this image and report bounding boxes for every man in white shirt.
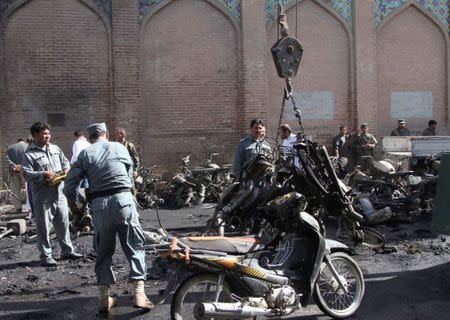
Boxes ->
[70,131,91,165]
[280,123,301,169]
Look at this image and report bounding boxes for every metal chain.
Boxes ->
[290,94,305,135]
[274,91,288,158]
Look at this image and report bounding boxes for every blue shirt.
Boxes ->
[21,142,70,204]
[232,136,272,178]
[63,140,133,201]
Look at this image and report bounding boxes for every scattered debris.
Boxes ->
[406,244,421,254]
[26,274,39,282]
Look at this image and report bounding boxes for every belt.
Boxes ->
[88,187,131,200]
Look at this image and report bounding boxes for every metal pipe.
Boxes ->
[194,302,275,318]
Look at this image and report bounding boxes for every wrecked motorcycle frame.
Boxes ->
[145,191,365,319]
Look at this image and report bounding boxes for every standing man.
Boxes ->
[6,138,28,212]
[332,126,350,159]
[279,123,300,169]
[70,130,90,165]
[64,123,153,313]
[21,122,82,266]
[332,126,350,175]
[355,123,378,166]
[423,120,437,136]
[116,127,139,178]
[233,119,272,181]
[391,119,410,136]
[280,123,297,152]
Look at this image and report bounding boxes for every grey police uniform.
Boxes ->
[232,137,272,179]
[6,141,28,211]
[21,142,74,260]
[63,140,146,285]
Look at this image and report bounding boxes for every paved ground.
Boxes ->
[1,205,450,320]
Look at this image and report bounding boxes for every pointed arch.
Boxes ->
[266,0,354,145]
[139,0,241,40]
[377,0,449,41]
[267,0,353,37]
[1,0,111,32]
[1,0,112,154]
[139,0,240,173]
[376,3,449,132]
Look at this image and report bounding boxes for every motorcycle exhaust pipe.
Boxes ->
[194,302,274,318]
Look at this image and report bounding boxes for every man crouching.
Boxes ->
[63,123,153,313]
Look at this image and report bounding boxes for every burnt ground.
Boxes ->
[1,204,450,320]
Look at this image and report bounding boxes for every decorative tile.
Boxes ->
[375,0,449,31]
[139,0,240,23]
[265,0,353,27]
[0,0,15,13]
[92,0,112,20]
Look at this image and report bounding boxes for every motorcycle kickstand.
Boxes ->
[214,274,225,302]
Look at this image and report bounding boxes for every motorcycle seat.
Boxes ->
[179,236,263,254]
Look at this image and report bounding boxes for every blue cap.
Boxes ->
[86,122,107,137]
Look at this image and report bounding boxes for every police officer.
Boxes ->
[355,123,377,168]
[232,119,272,180]
[21,122,82,266]
[63,123,152,313]
[391,119,410,136]
[6,138,28,212]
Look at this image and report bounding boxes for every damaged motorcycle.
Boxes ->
[191,153,233,203]
[146,191,365,319]
[134,165,162,209]
[162,155,206,209]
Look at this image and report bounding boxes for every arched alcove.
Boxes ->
[2,0,111,156]
[266,0,352,145]
[376,4,448,135]
[140,0,239,173]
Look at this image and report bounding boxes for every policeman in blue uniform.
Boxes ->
[63,123,153,313]
[232,118,272,180]
[21,122,82,267]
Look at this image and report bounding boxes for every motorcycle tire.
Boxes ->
[171,273,240,320]
[357,225,386,249]
[314,252,365,319]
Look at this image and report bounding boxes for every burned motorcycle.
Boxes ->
[191,153,233,203]
[282,136,387,248]
[68,188,93,236]
[346,156,437,216]
[146,191,365,319]
[134,165,162,209]
[162,155,206,209]
[204,142,276,236]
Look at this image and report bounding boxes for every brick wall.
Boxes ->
[111,0,141,143]
[0,0,449,181]
[377,5,447,136]
[140,0,240,175]
[2,0,110,158]
[266,0,352,148]
[354,0,378,135]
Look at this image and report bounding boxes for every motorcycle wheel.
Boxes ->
[171,273,239,320]
[314,252,365,319]
[337,218,386,249]
[357,225,386,249]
